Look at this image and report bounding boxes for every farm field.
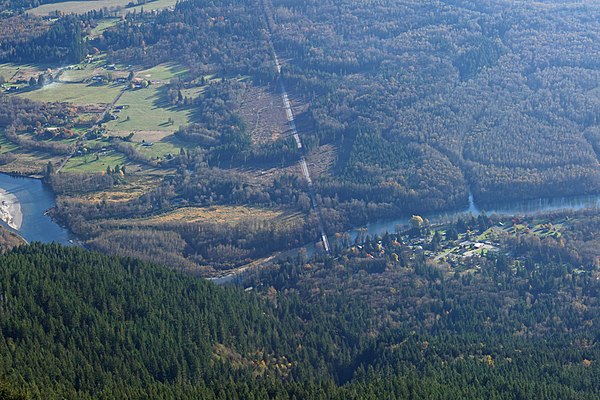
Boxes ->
[18,82,122,105]
[1,60,195,175]
[59,68,100,83]
[28,0,177,16]
[0,64,22,81]
[103,63,194,138]
[105,86,193,135]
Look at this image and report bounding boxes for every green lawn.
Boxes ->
[17,82,122,105]
[105,86,193,133]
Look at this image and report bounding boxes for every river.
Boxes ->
[210,192,600,284]
[0,174,72,245]
[352,192,600,241]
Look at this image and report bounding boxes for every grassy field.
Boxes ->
[105,63,197,141]
[136,63,188,83]
[29,0,176,16]
[130,135,194,159]
[89,18,120,38]
[18,82,122,104]
[60,172,166,205]
[0,64,24,82]
[105,86,193,134]
[0,148,64,175]
[0,63,52,85]
[59,68,92,83]
[0,136,18,154]
[62,150,129,173]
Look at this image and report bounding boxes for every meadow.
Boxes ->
[18,82,122,105]
[105,86,193,134]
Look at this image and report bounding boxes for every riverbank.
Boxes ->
[0,173,72,244]
[0,188,22,230]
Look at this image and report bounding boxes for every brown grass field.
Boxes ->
[64,173,165,204]
[103,205,302,227]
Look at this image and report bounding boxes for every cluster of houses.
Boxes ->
[438,239,500,268]
[345,223,505,272]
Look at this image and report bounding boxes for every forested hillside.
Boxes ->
[268,0,600,204]
[97,0,273,79]
[0,237,598,399]
[0,15,85,63]
[94,0,600,209]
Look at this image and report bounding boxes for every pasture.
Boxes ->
[105,86,193,134]
[18,82,122,105]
